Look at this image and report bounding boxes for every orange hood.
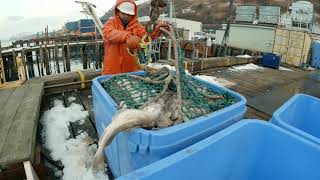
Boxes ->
[114,0,138,28]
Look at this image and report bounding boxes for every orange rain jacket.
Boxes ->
[102,0,148,75]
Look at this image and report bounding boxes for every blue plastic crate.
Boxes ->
[311,41,320,68]
[92,71,247,177]
[117,120,320,180]
[271,94,320,145]
[261,53,280,69]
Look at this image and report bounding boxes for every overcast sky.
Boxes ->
[0,0,116,42]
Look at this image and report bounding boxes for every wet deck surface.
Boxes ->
[0,78,44,169]
[197,66,318,120]
[247,76,320,116]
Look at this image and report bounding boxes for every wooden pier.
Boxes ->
[0,36,104,82]
[0,35,264,84]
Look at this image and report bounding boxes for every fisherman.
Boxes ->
[102,0,169,75]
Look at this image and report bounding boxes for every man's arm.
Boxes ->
[103,20,131,44]
[150,22,170,40]
[135,22,148,38]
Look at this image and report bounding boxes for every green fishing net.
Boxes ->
[101,48,238,121]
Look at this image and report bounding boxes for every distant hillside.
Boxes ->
[103,0,320,25]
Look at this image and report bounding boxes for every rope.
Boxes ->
[77,70,86,89]
[127,35,153,69]
[145,0,167,34]
[101,25,238,124]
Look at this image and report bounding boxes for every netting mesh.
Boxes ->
[102,70,168,109]
[101,48,238,122]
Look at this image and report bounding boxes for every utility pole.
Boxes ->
[170,1,173,22]
[0,41,5,83]
[218,0,233,57]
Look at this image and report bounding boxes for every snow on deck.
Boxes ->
[41,100,109,180]
[195,75,237,88]
[229,63,265,72]
[236,54,252,58]
[279,67,294,72]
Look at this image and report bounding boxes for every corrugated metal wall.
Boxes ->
[214,24,275,53]
[65,19,96,34]
[65,22,79,32]
[213,25,313,66]
[229,24,275,52]
[79,19,95,33]
[273,28,312,66]
[214,30,225,45]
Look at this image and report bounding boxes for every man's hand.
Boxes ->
[126,35,141,50]
[151,22,170,39]
[155,22,170,32]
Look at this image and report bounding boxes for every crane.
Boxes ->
[75,1,104,38]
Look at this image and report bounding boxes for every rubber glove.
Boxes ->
[126,35,141,50]
[150,22,170,39]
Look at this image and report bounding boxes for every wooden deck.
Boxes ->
[0,78,44,169]
[197,65,314,120]
[0,65,318,179]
